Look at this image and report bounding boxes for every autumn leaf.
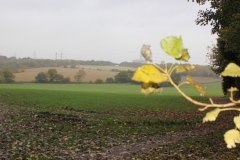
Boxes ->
[221,63,240,77]
[234,115,240,130]
[141,44,152,62]
[175,65,195,73]
[203,108,221,122]
[131,65,168,83]
[187,76,207,96]
[187,76,194,85]
[175,49,190,62]
[224,129,240,149]
[141,82,163,95]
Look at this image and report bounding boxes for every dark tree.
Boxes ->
[47,69,58,83]
[95,78,103,84]
[190,0,240,97]
[105,77,114,83]
[35,72,48,83]
[114,70,133,83]
[55,74,64,83]
[74,70,86,83]
[3,69,15,83]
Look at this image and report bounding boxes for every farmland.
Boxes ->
[13,65,135,83]
[0,83,238,159]
[13,65,222,83]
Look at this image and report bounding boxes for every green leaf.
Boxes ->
[221,63,240,77]
[160,36,190,62]
[160,36,183,59]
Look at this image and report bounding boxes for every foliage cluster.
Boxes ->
[191,0,240,97]
[35,69,71,83]
[0,68,15,83]
[133,35,240,149]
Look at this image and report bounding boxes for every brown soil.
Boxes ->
[0,97,235,159]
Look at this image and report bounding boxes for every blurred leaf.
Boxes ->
[228,87,238,92]
[224,129,240,149]
[221,63,240,77]
[175,65,195,73]
[234,115,240,130]
[141,45,152,62]
[203,108,221,122]
[175,49,190,62]
[131,65,168,83]
[141,82,162,95]
[187,76,194,85]
[161,36,183,59]
[187,76,207,96]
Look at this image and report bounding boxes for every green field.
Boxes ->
[0,82,223,95]
[0,82,235,159]
[0,83,223,112]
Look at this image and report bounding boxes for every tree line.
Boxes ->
[190,0,240,97]
[35,69,182,86]
[0,55,218,78]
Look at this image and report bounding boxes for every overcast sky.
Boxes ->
[0,0,217,65]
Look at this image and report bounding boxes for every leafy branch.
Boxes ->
[132,35,240,149]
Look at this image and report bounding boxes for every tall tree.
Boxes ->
[47,69,58,83]
[190,0,240,96]
[35,72,48,83]
[2,69,15,83]
[74,70,86,83]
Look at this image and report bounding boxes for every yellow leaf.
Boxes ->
[234,115,240,130]
[228,87,239,92]
[131,65,168,83]
[141,87,162,95]
[203,108,221,123]
[175,49,190,62]
[141,82,162,95]
[175,65,195,73]
[160,36,183,59]
[142,82,160,89]
[187,75,194,85]
[224,129,240,149]
[187,76,207,96]
[221,63,240,77]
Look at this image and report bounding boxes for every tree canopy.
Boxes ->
[190,0,240,96]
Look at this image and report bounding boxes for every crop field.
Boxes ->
[13,66,222,84]
[14,67,119,82]
[0,83,238,159]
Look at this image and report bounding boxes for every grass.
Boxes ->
[0,82,223,95]
[0,82,231,159]
[0,83,223,112]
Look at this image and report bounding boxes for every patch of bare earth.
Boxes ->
[0,97,235,159]
[71,97,234,159]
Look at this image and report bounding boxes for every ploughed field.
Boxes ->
[0,83,238,159]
